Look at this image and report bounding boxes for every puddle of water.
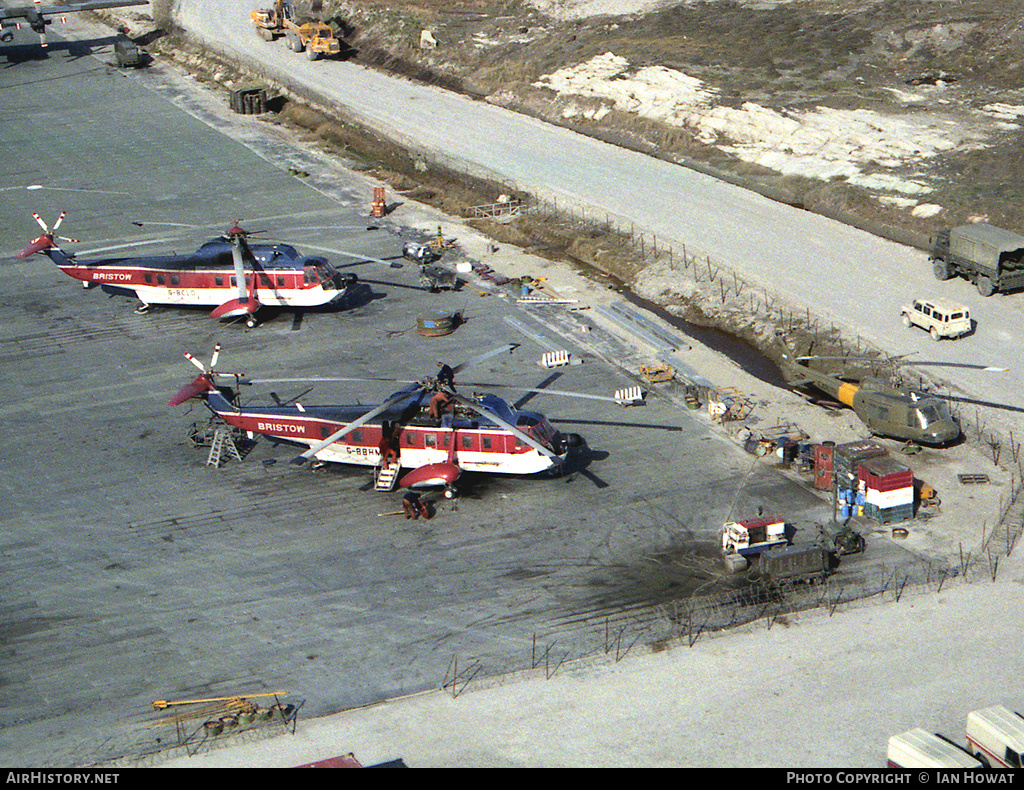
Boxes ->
[619,288,789,389]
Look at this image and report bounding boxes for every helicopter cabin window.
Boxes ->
[156,274,165,285]
[170,275,180,286]
[230,276,236,287]
[349,430,362,443]
[482,435,493,451]
[277,276,286,288]
[461,435,473,450]
[424,434,437,449]
[144,274,152,284]
[215,276,224,287]
[873,405,890,422]
[259,274,272,287]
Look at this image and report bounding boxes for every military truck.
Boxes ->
[759,543,834,588]
[930,223,1024,296]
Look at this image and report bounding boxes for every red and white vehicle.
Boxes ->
[966,706,1024,768]
[166,345,635,497]
[18,214,358,326]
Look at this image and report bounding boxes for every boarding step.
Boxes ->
[375,461,401,491]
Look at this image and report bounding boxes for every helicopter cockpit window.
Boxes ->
[916,402,950,428]
[316,265,337,288]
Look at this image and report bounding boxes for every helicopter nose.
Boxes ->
[923,421,960,444]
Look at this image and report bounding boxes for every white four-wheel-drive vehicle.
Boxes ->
[900,297,971,340]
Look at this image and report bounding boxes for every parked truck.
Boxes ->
[966,705,1024,767]
[930,223,1024,296]
[251,0,341,60]
[759,542,834,588]
[721,517,788,573]
[887,729,983,768]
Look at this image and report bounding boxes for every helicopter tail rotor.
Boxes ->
[17,212,81,258]
[168,344,246,406]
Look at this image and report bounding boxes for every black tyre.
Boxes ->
[932,259,953,280]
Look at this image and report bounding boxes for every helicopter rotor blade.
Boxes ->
[184,351,208,373]
[248,376,419,385]
[230,234,249,302]
[453,392,560,461]
[902,360,1009,372]
[460,382,626,403]
[451,343,520,375]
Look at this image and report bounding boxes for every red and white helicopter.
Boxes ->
[0,0,148,47]
[17,213,359,326]
[168,344,643,496]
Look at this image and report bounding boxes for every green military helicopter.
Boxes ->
[775,338,1004,446]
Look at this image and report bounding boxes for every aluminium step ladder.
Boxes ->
[207,426,244,468]
[375,461,401,492]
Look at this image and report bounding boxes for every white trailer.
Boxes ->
[887,729,982,768]
[966,705,1024,768]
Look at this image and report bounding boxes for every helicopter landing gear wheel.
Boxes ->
[246,317,256,328]
[443,486,457,499]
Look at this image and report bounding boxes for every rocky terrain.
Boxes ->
[313,0,1024,240]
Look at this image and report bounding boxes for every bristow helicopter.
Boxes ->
[777,338,965,446]
[167,344,640,497]
[17,213,358,327]
[0,0,148,46]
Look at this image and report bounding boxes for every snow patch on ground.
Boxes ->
[535,52,986,199]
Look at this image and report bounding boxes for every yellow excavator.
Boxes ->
[250,0,341,60]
